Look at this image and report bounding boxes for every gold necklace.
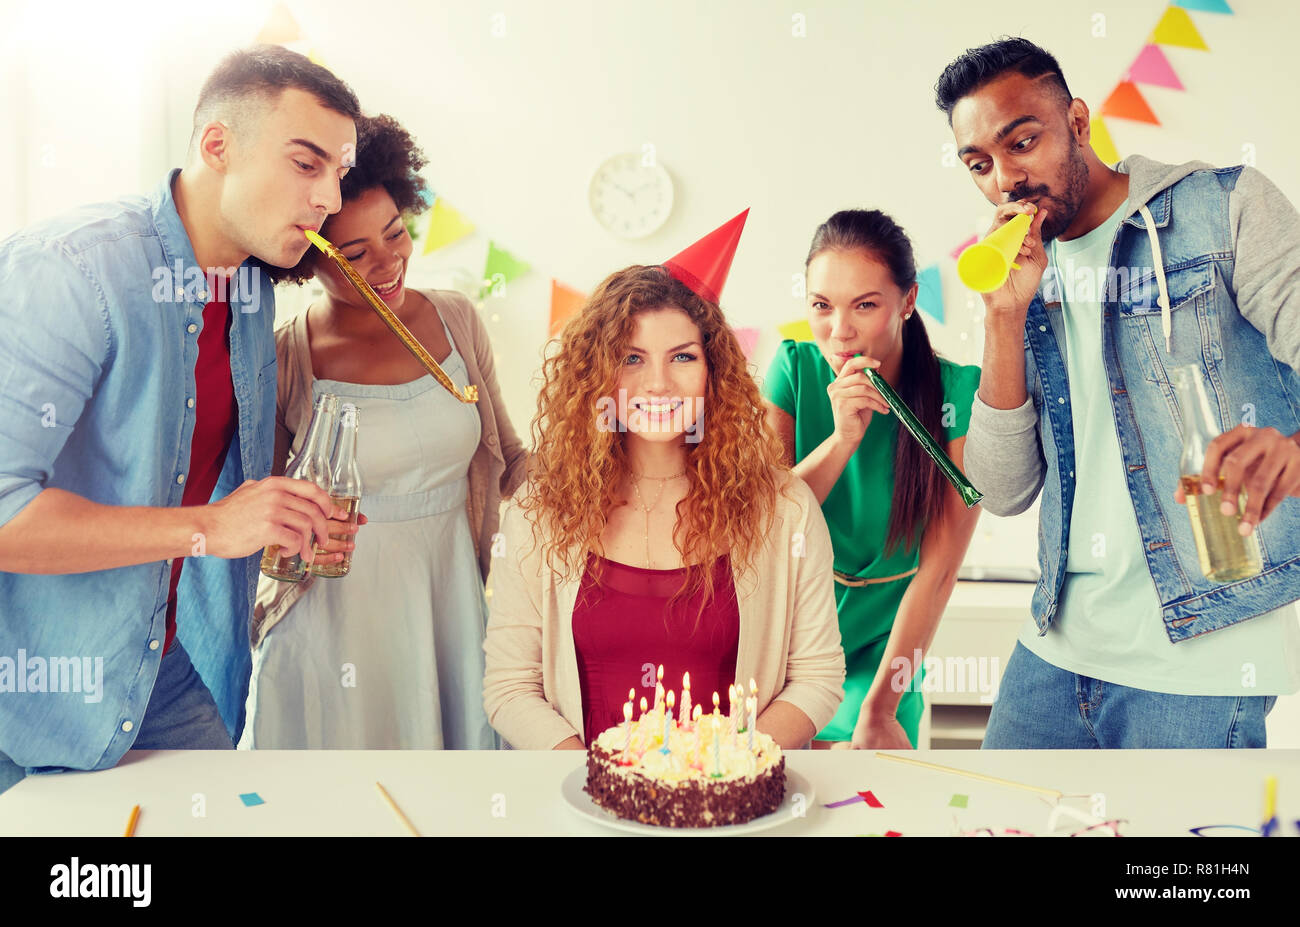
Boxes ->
[629,470,685,569]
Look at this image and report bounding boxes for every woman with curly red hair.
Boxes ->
[483,214,845,750]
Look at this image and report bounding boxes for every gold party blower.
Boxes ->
[303,229,478,403]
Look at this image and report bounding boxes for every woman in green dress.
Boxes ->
[764,210,982,749]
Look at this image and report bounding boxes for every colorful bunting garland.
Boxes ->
[1151,5,1211,48]
[1127,44,1185,90]
[548,279,586,336]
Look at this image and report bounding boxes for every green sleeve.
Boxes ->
[762,339,802,417]
[941,361,982,442]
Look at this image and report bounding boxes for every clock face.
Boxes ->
[588,153,674,239]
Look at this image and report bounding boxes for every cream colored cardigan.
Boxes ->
[483,473,846,749]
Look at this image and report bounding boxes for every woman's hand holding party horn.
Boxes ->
[828,353,889,446]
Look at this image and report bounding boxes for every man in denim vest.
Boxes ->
[0,47,363,793]
[938,38,1300,748]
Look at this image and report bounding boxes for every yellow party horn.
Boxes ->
[957,212,1032,293]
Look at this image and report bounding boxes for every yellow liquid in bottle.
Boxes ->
[260,544,309,582]
[309,496,361,578]
[1180,476,1263,583]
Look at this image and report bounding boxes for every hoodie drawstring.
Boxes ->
[1137,203,1172,354]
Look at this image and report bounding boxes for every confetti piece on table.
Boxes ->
[859,790,884,808]
[949,793,969,808]
[884,830,902,837]
[239,792,265,807]
[824,794,866,809]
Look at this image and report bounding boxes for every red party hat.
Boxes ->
[662,209,749,304]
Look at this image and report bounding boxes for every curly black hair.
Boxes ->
[270,112,430,285]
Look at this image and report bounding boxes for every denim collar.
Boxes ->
[148,168,262,312]
[1122,186,1172,231]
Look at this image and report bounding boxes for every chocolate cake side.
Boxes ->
[584,744,786,828]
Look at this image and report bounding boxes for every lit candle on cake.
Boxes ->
[712,690,720,719]
[654,664,664,712]
[747,695,757,750]
[680,672,691,730]
[661,690,675,754]
[622,700,633,756]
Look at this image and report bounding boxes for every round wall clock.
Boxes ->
[588,152,674,239]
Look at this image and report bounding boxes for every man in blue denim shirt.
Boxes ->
[0,47,363,792]
[937,39,1300,747]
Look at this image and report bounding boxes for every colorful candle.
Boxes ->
[711,716,722,778]
[661,691,675,754]
[747,695,757,751]
[622,700,633,755]
[680,672,692,730]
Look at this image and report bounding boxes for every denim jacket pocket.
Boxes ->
[1116,260,1217,384]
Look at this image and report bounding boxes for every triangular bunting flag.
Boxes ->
[732,326,759,360]
[950,234,978,262]
[1090,115,1121,165]
[549,279,586,336]
[421,198,475,254]
[256,2,302,44]
[483,241,530,293]
[307,48,327,67]
[1126,44,1184,90]
[1174,0,1232,13]
[1150,6,1209,50]
[1102,81,1160,125]
[778,319,814,342]
[916,264,944,324]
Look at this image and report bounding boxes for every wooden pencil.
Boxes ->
[123,804,140,837]
[875,752,1063,800]
[374,781,421,836]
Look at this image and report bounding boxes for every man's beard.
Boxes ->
[1008,139,1090,243]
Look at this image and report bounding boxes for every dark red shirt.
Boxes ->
[164,297,237,655]
[572,552,740,745]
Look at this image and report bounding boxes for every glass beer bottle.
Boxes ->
[1170,365,1262,582]
[260,393,340,582]
[311,402,362,578]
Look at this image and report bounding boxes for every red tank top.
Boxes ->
[572,551,740,745]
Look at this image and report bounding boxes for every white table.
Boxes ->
[1,748,1295,836]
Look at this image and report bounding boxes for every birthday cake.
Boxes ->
[584,678,785,828]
